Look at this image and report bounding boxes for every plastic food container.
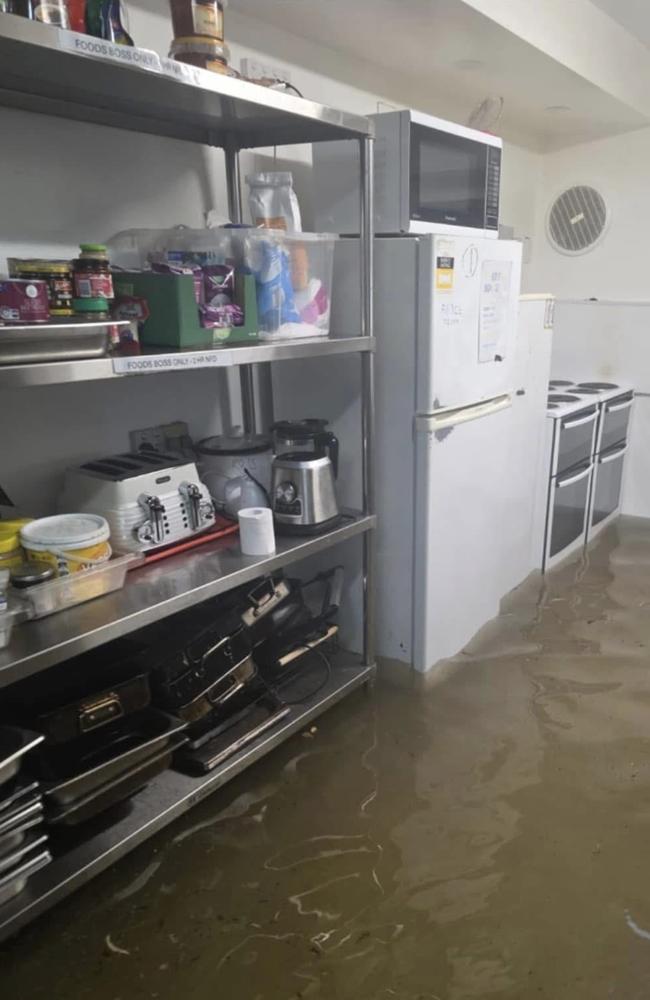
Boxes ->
[169,36,230,74]
[244,230,336,341]
[20,515,111,578]
[15,553,140,621]
[0,520,31,572]
[0,607,26,650]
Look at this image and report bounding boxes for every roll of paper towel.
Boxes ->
[238,507,276,556]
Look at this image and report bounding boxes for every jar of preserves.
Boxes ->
[73,244,114,302]
[9,260,74,317]
[170,0,226,42]
[15,0,70,27]
[169,36,229,74]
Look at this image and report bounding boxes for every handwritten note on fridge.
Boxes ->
[478,260,513,363]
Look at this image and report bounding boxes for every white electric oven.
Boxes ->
[314,109,502,237]
[542,394,599,571]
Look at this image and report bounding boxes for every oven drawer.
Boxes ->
[591,443,627,529]
[599,394,633,452]
[555,408,598,476]
[547,461,592,565]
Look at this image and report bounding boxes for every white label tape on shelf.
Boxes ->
[112,352,236,375]
[58,31,162,73]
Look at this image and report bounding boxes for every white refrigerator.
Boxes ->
[333,234,523,673]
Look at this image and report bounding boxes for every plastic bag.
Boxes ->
[246,172,302,232]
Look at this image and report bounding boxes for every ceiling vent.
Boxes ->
[547,185,609,255]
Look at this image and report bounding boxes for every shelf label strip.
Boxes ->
[58,31,162,73]
[112,352,235,374]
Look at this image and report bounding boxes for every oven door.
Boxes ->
[545,462,592,569]
[554,407,598,476]
[590,443,627,531]
[599,394,634,452]
[409,123,498,233]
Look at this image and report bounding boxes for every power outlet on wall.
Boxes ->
[130,421,192,457]
[240,57,291,83]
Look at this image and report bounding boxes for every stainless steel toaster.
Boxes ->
[59,452,216,553]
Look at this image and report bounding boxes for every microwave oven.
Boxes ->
[313,109,502,238]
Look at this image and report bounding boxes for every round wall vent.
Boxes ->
[547,185,609,255]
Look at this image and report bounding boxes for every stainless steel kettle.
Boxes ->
[272,443,340,535]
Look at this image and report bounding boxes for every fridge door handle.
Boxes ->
[605,398,634,414]
[556,463,592,489]
[599,444,628,465]
[561,411,598,430]
[415,393,512,433]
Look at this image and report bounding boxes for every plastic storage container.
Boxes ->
[0,521,31,572]
[20,515,111,577]
[244,230,336,341]
[15,553,140,621]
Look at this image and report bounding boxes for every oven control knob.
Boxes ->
[276,481,297,504]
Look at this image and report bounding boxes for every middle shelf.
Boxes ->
[0,511,375,689]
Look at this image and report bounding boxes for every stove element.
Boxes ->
[576,381,619,390]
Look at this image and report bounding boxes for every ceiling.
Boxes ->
[590,0,650,49]
[228,0,649,150]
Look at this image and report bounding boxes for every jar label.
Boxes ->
[74,274,115,299]
[192,1,223,38]
[34,2,70,27]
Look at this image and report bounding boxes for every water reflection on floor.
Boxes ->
[5,518,650,998]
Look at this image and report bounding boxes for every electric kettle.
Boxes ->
[272,447,340,535]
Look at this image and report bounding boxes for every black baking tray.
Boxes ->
[38,709,187,807]
[0,779,40,817]
[37,672,151,746]
[47,739,183,828]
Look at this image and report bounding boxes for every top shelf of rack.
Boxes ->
[0,13,372,149]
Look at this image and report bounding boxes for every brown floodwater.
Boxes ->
[4,517,650,999]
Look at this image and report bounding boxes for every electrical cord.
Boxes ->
[265,644,333,706]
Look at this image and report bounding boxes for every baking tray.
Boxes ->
[0,728,44,787]
[0,832,48,877]
[0,800,43,840]
[47,739,183,828]
[40,710,187,806]
[0,779,39,817]
[38,672,151,746]
[0,319,130,365]
[0,848,51,907]
[0,813,44,860]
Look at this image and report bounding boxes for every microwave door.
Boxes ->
[409,122,499,233]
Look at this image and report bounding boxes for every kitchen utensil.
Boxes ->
[37,672,151,746]
[178,656,257,725]
[0,802,44,858]
[0,832,48,877]
[0,848,51,908]
[38,710,187,807]
[47,741,183,827]
[0,780,39,817]
[272,420,339,472]
[238,506,275,555]
[175,687,290,775]
[0,728,45,787]
[0,319,126,365]
[196,434,273,512]
[59,452,216,553]
[151,620,252,714]
[271,452,340,534]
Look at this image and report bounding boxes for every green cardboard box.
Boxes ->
[113,271,259,349]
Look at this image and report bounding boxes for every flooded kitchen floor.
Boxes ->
[4,517,650,998]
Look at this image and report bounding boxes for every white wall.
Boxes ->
[531,125,650,298]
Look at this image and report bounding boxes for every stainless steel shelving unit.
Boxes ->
[0,11,375,940]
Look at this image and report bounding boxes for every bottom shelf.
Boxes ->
[0,650,374,942]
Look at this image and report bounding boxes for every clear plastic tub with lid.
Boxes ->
[243,230,337,341]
